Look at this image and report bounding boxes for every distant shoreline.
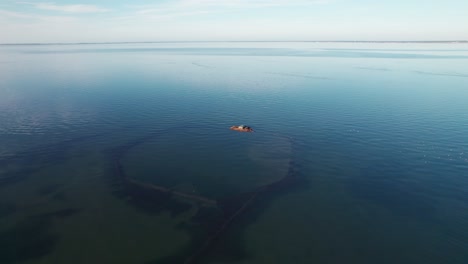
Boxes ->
[1,40,467,46]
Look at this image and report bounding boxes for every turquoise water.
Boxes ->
[0,42,467,263]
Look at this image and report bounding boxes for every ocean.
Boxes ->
[0,42,467,263]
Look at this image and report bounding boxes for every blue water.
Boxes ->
[0,42,467,264]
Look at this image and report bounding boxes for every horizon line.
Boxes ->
[1,40,468,46]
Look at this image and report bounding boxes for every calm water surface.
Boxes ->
[0,42,467,263]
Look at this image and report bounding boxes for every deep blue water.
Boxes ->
[0,42,467,264]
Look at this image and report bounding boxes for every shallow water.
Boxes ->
[0,42,467,264]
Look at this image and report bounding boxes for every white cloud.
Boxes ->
[170,0,330,8]
[182,0,329,6]
[24,2,109,13]
[0,9,75,22]
[0,9,34,19]
[134,0,330,15]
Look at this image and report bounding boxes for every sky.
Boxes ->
[0,0,467,43]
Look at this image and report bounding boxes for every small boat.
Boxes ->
[230,125,254,132]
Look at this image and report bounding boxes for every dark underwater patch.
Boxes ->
[51,192,67,201]
[124,182,193,217]
[0,203,17,218]
[0,218,57,264]
[38,208,81,219]
[37,184,61,196]
[0,134,101,188]
[108,126,304,263]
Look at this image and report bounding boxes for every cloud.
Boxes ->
[134,0,331,15]
[176,0,330,7]
[0,9,75,22]
[23,2,109,13]
[170,0,330,8]
[0,9,34,19]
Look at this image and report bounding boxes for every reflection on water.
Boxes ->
[0,42,467,264]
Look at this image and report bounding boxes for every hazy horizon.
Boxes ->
[2,40,468,45]
[1,0,468,43]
